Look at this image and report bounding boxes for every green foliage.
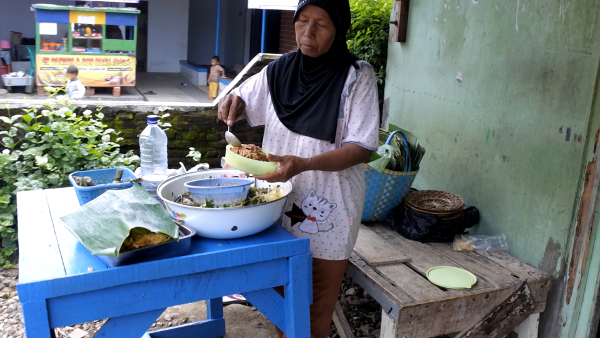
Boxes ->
[187,147,203,163]
[0,96,139,268]
[347,0,393,103]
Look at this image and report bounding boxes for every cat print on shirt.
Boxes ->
[298,189,337,234]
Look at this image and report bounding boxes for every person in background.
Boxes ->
[208,56,226,100]
[66,65,86,100]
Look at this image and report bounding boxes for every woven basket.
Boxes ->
[362,130,419,222]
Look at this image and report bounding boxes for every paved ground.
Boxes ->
[135,73,214,104]
[0,73,221,104]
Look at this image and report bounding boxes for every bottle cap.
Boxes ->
[147,115,159,123]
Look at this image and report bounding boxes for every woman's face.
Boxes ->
[295,5,336,58]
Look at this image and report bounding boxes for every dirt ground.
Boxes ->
[155,301,278,338]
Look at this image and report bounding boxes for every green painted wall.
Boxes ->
[384,1,599,335]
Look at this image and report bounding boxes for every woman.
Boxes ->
[218,0,379,337]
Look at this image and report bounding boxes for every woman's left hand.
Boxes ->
[254,154,309,183]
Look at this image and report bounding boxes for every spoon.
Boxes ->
[225,126,242,148]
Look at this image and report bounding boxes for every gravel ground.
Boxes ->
[330,276,383,338]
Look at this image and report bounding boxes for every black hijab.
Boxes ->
[266,0,358,143]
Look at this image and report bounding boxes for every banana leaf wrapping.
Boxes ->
[369,128,426,172]
[60,184,179,257]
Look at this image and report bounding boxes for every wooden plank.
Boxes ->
[354,224,410,265]
[46,259,289,328]
[477,250,551,310]
[45,188,109,276]
[368,224,494,293]
[478,250,549,281]
[348,253,415,305]
[332,301,355,338]
[426,242,520,287]
[455,282,535,338]
[376,264,448,302]
[17,190,66,284]
[347,253,414,318]
[94,308,164,338]
[148,318,226,338]
[395,286,519,338]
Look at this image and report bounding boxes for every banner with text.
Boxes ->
[36,54,136,87]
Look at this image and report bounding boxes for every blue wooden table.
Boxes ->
[17,187,312,338]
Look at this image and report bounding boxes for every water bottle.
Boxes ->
[139,115,168,199]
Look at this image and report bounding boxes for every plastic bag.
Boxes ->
[452,234,508,252]
[366,144,400,173]
[384,202,480,242]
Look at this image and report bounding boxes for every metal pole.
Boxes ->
[260,9,266,53]
[215,0,221,56]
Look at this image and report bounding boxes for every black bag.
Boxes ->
[383,203,480,242]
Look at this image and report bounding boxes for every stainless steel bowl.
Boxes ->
[157,170,292,239]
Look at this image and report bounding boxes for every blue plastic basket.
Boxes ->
[362,130,419,222]
[68,168,137,206]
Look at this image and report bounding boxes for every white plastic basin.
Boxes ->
[157,170,292,239]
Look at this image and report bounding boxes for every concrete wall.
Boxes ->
[187,0,218,66]
[219,0,248,68]
[0,0,71,41]
[147,0,189,72]
[384,0,599,336]
[187,0,248,69]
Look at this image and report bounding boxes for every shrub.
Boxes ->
[0,96,139,268]
[347,0,393,105]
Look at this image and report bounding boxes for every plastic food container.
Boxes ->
[68,168,137,206]
[224,145,277,176]
[97,224,196,267]
[2,74,33,87]
[184,177,253,206]
[158,170,292,239]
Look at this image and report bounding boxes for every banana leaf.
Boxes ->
[60,184,179,257]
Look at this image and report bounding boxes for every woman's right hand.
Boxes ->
[218,94,247,126]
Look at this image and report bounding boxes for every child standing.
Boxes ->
[66,65,86,100]
[208,56,226,100]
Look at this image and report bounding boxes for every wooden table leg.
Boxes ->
[332,301,355,338]
[21,299,54,338]
[379,309,396,338]
[514,313,540,338]
[284,254,312,338]
[207,298,226,336]
[94,308,165,338]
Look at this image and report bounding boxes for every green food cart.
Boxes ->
[32,4,140,92]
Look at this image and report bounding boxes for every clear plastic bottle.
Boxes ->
[139,115,168,196]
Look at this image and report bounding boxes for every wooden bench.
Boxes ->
[340,223,551,338]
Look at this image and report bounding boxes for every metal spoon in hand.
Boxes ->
[225,126,242,148]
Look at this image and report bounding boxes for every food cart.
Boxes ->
[32,4,139,95]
